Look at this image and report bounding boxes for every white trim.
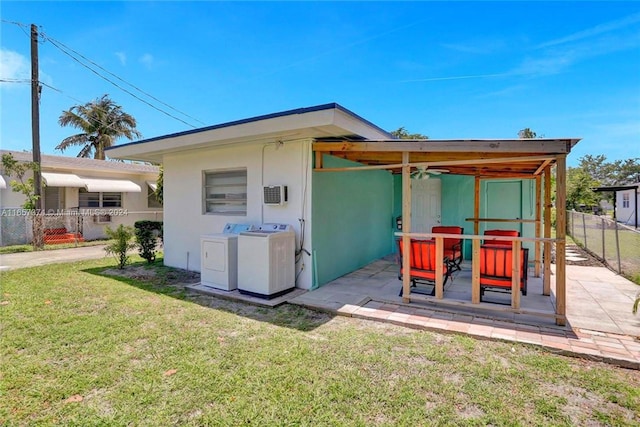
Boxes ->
[81,177,141,193]
[41,172,85,187]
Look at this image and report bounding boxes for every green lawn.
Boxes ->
[0,240,108,254]
[2,257,639,426]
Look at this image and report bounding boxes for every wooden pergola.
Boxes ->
[312,138,580,326]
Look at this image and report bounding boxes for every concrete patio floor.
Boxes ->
[284,256,639,369]
[189,256,640,369]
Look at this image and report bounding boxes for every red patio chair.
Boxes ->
[483,229,520,247]
[431,225,464,271]
[397,239,450,297]
[479,245,529,302]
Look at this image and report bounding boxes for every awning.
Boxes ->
[146,180,158,191]
[0,175,6,189]
[81,177,141,193]
[41,172,85,187]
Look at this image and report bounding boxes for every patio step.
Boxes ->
[44,233,85,245]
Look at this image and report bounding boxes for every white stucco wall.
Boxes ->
[162,138,314,290]
[1,170,161,244]
[616,187,639,225]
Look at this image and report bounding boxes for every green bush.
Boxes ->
[134,220,163,264]
[104,224,137,269]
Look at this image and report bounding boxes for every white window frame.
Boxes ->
[622,192,630,208]
[79,189,122,208]
[147,185,163,209]
[203,168,247,215]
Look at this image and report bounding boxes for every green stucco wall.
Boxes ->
[392,175,537,258]
[312,155,395,287]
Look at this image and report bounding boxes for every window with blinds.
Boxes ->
[203,169,247,215]
[79,189,122,208]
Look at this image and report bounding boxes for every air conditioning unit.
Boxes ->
[263,185,288,205]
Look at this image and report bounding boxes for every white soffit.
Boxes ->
[42,172,86,187]
[0,175,6,189]
[82,177,142,193]
[146,180,157,191]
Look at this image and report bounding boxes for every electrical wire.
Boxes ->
[42,34,200,129]
[3,20,203,135]
[40,32,206,127]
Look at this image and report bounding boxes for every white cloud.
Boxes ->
[139,53,154,69]
[441,39,507,55]
[115,52,127,66]
[536,11,640,49]
[0,49,30,86]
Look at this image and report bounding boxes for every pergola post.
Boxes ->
[543,165,552,296]
[474,176,481,235]
[401,151,411,303]
[535,175,542,277]
[555,156,567,326]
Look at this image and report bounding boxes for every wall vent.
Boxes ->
[263,185,288,205]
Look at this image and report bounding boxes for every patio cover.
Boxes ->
[146,180,158,191]
[81,177,141,193]
[0,175,6,189]
[41,172,86,187]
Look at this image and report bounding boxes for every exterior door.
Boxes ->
[411,178,442,233]
[485,180,522,234]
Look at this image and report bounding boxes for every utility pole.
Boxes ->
[31,23,44,249]
[31,23,42,210]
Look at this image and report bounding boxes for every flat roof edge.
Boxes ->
[106,103,393,153]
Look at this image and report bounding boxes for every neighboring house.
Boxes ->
[616,183,639,227]
[0,150,162,245]
[106,103,578,299]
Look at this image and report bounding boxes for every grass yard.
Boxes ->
[1,257,639,426]
[0,240,108,254]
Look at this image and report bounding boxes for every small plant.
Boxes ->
[633,292,639,315]
[104,224,136,269]
[134,220,163,264]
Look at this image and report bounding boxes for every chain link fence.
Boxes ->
[0,209,162,247]
[567,210,640,281]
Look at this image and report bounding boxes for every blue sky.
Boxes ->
[1,1,639,166]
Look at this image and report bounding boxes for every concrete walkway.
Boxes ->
[0,244,108,271]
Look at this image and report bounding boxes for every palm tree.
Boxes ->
[57,94,142,160]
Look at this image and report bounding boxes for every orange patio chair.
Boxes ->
[397,239,450,297]
[431,225,464,271]
[479,244,529,302]
[483,229,520,247]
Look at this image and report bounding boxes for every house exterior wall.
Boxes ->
[312,155,394,286]
[616,187,639,225]
[0,169,161,244]
[162,138,314,289]
[392,174,537,258]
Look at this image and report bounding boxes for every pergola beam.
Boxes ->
[313,139,574,154]
[313,155,556,173]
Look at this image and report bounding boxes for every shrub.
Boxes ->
[134,220,163,264]
[104,224,137,269]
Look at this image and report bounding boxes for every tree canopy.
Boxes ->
[390,127,429,139]
[518,128,537,139]
[566,155,639,210]
[57,94,142,160]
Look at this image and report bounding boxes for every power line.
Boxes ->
[3,21,205,130]
[1,19,40,40]
[44,36,199,129]
[40,32,206,127]
[0,78,31,83]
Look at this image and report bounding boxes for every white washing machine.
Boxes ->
[237,223,295,299]
[200,223,254,291]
